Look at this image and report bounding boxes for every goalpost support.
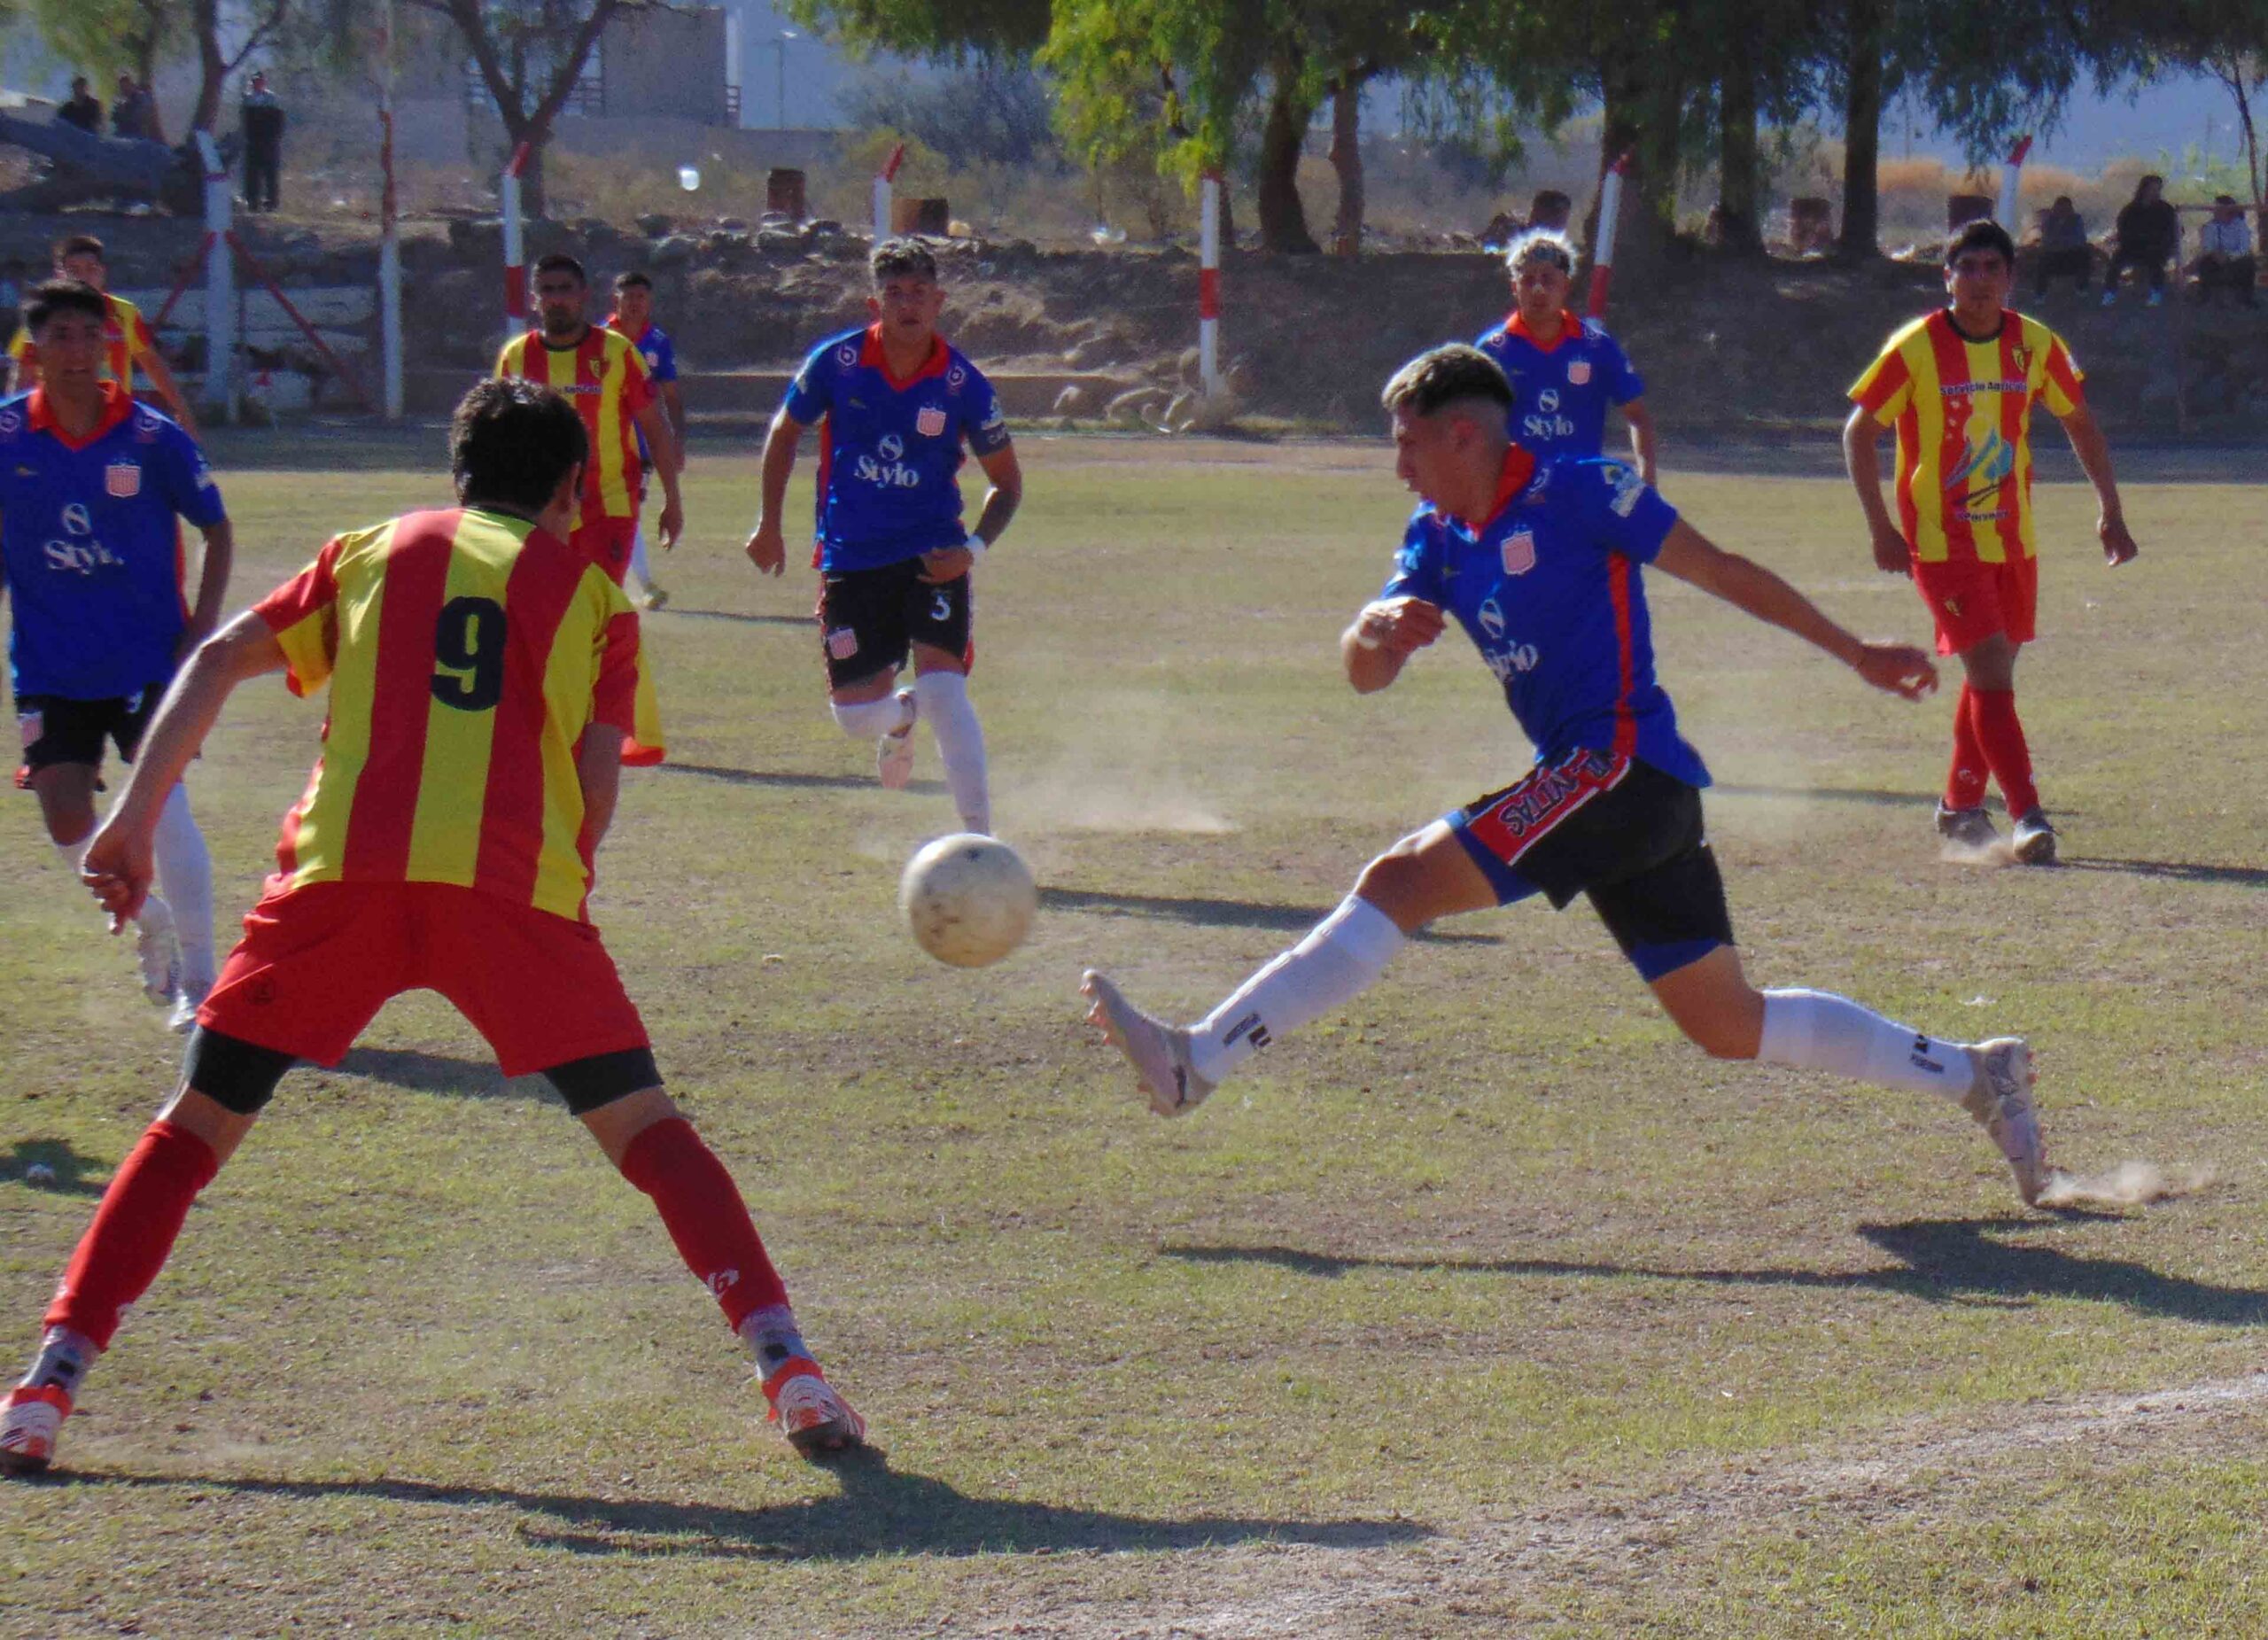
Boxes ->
[1199,171,1223,399]
[874,140,905,242]
[1997,135,2033,228]
[501,141,531,332]
[1585,152,1631,320]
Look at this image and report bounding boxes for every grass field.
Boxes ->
[2,435,2264,1637]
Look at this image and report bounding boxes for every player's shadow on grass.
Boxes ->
[1713,782,1938,811]
[1168,1218,2268,1326]
[331,1048,551,1103]
[68,1450,1430,1560]
[656,761,951,797]
[4,1139,110,1197]
[2061,856,2268,890]
[1039,886,1501,946]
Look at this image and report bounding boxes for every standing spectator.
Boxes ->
[2193,194,2256,307]
[239,71,284,213]
[2031,196,2092,298]
[57,77,103,135]
[2103,175,2179,307]
[109,74,149,140]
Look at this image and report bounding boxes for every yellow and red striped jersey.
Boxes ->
[254,507,641,921]
[493,327,654,527]
[9,292,158,391]
[1848,308,2085,564]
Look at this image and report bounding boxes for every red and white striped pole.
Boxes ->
[501,141,531,332]
[1997,134,2033,227]
[874,140,905,242]
[1585,152,1631,319]
[377,0,402,419]
[1199,171,1223,398]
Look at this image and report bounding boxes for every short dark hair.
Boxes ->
[612,270,652,293]
[24,278,107,334]
[54,234,104,265]
[450,378,588,515]
[1381,344,1514,419]
[1945,219,2016,268]
[532,252,586,285]
[870,237,938,284]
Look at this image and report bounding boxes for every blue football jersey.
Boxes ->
[0,385,226,699]
[618,320,676,465]
[1381,449,1708,789]
[782,324,1011,572]
[1475,311,1644,461]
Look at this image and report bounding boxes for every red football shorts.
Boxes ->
[570,515,637,587]
[198,882,649,1076]
[1911,552,2038,656]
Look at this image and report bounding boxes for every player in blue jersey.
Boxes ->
[0,281,232,1029]
[607,271,682,611]
[1082,344,2055,1209]
[744,239,1022,835]
[1478,230,1656,482]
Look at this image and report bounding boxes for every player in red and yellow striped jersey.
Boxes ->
[7,235,201,441]
[496,252,680,765]
[1845,220,2139,865]
[0,382,865,1478]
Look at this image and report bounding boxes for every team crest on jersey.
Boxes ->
[1501,528,1537,576]
[105,461,142,498]
[826,626,859,660]
[0,409,19,436]
[1567,361,1592,385]
[915,406,947,438]
[836,345,858,367]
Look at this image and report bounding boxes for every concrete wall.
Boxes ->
[603,8,728,123]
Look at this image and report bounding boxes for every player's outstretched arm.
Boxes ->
[743,408,804,577]
[82,612,286,928]
[1342,595,1444,695]
[1652,521,1938,701]
[1841,407,1909,576]
[2054,402,2139,565]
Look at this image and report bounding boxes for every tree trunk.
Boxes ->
[1717,26,1763,255]
[1839,0,1886,263]
[1256,67,1320,254]
[1587,46,1680,289]
[191,0,226,134]
[1328,78,1363,258]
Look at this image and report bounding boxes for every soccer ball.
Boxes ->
[898,833,1037,968]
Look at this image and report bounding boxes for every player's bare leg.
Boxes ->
[1084,822,1489,1114]
[30,763,179,1009]
[911,641,988,835]
[1952,633,2055,865]
[583,1086,864,1456]
[3,1084,252,1474]
[829,667,919,792]
[1648,944,2049,1205]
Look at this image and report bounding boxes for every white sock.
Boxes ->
[915,670,989,835]
[628,525,653,587]
[830,692,912,740]
[1188,895,1408,1084]
[1758,989,1973,1103]
[151,784,216,993]
[50,836,84,877]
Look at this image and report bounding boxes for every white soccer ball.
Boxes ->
[898,833,1037,968]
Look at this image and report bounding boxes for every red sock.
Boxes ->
[617,1117,788,1331]
[44,1120,220,1352]
[1967,687,2039,818]
[1945,685,1990,811]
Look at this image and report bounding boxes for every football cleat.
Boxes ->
[763,1360,866,1457]
[1934,803,1998,851]
[2010,808,2059,866]
[1081,971,1216,1117]
[638,583,669,611]
[133,898,180,1007]
[876,688,918,790]
[167,980,211,1036]
[0,1385,72,1476]
[1961,1037,2047,1206]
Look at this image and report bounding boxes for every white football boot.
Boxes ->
[876,688,918,790]
[1961,1037,2047,1206]
[1081,971,1216,1117]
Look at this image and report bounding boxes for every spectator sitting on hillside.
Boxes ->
[2192,194,2256,307]
[2104,175,2179,307]
[2031,196,2091,298]
[57,77,103,134]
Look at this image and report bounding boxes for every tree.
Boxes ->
[190,0,291,133]
[411,0,645,215]
[30,0,175,110]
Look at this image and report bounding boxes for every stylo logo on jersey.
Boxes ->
[854,431,922,489]
[43,502,122,574]
[1522,385,1576,441]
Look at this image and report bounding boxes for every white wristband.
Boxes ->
[963,539,988,563]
